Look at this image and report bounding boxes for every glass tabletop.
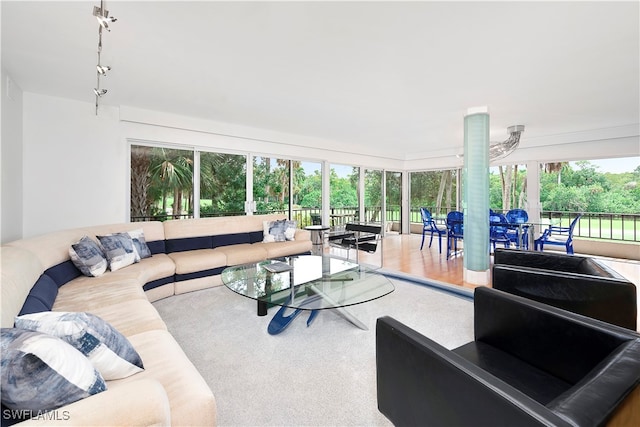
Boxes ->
[221,255,394,310]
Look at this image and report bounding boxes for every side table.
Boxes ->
[305,225,330,255]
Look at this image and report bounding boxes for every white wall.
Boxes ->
[1,68,24,243]
[22,93,124,238]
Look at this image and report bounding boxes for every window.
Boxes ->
[330,164,359,227]
[199,152,246,217]
[365,169,382,222]
[386,171,402,231]
[130,145,193,221]
[253,156,290,215]
[297,161,322,226]
[409,170,458,223]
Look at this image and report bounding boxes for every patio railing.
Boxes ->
[410,207,639,243]
[133,207,639,243]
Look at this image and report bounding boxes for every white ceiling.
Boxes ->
[2,1,639,160]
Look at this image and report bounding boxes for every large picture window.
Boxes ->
[130,145,194,221]
[199,152,246,217]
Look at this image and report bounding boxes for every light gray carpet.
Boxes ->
[153,277,474,427]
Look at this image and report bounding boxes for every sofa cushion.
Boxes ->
[104,253,176,287]
[168,249,226,275]
[0,247,44,329]
[147,239,166,255]
[18,274,58,316]
[212,232,251,248]
[45,260,82,287]
[63,299,168,338]
[52,278,146,313]
[214,243,268,265]
[97,234,138,272]
[69,236,108,277]
[453,341,572,405]
[165,236,213,253]
[0,328,106,413]
[108,330,216,426]
[258,240,312,259]
[14,311,144,380]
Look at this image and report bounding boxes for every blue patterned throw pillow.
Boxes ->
[127,228,152,260]
[14,312,144,380]
[0,328,106,413]
[96,233,137,271]
[263,219,297,243]
[69,236,108,277]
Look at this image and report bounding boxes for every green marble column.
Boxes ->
[463,107,490,285]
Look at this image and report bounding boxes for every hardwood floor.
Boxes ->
[344,232,640,331]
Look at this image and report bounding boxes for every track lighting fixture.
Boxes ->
[93,6,117,32]
[93,0,116,115]
[96,65,111,76]
[96,14,117,32]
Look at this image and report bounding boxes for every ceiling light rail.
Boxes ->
[92,1,116,115]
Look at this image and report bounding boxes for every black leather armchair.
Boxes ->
[492,248,637,330]
[376,287,640,427]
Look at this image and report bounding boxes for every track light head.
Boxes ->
[93,6,116,31]
[96,15,117,31]
[96,64,111,75]
[93,88,107,97]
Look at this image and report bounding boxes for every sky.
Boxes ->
[573,157,639,174]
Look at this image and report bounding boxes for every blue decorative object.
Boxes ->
[420,208,447,253]
[534,214,582,254]
[267,294,321,335]
[446,211,464,259]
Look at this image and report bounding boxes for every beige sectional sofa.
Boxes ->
[1,214,311,426]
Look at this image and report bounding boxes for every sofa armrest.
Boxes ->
[494,248,585,272]
[492,264,637,330]
[474,287,639,384]
[547,340,640,427]
[294,228,310,241]
[375,316,571,427]
[16,379,171,426]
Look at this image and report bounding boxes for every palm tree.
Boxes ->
[150,148,193,217]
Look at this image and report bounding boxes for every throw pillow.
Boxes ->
[284,220,297,241]
[127,228,152,260]
[263,219,288,243]
[69,236,108,277]
[0,328,106,413]
[96,233,137,271]
[14,312,144,380]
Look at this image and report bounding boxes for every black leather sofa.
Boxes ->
[492,248,637,330]
[376,287,640,427]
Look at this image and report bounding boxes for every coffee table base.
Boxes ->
[266,288,368,335]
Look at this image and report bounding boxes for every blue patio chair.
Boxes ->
[446,211,464,259]
[420,207,447,253]
[534,214,582,255]
[505,208,529,249]
[489,213,511,251]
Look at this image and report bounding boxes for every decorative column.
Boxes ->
[463,107,490,285]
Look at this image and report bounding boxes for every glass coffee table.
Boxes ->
[221,255,394,334]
